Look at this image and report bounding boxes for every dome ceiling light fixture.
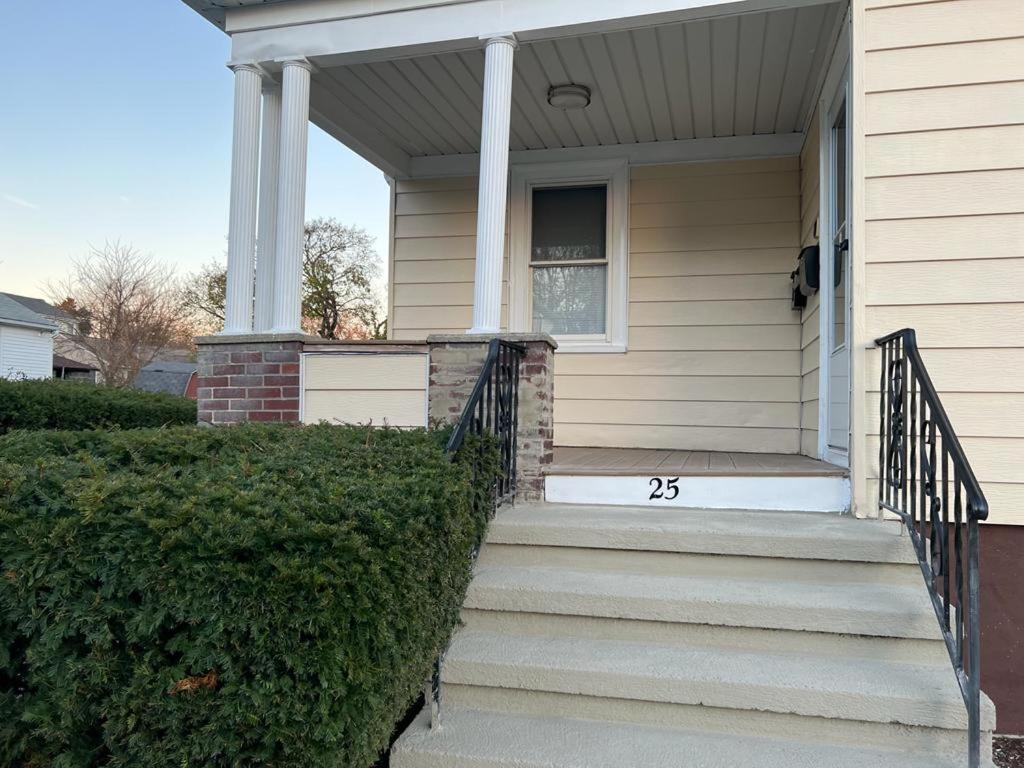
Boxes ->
[547,83,591,110]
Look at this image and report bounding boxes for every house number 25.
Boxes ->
[649,477,680,500]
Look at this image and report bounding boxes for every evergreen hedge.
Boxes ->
[0,378,197,433]
[0,423,495,767]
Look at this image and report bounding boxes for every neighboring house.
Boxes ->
[0,292,78,335]
[185,0,1022,763]
[0,293,57,380]
[132,360,198,399]
[52,354,99,383]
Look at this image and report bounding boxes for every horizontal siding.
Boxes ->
[390,158,804,453]
[798,106,821,457]
[390,174,510,341]
[862,0,1024,525]
[559,158,802,453]
[0,325,53,380]
[301,353,427,427]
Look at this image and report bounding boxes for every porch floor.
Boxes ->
[548,447,846,477]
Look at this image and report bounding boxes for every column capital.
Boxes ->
[276,57,315,73]
[227,61,266,77]
[479,34,518,50]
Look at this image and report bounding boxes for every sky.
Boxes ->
[0,0,391,298]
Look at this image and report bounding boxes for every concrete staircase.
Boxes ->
[392,503,995,767]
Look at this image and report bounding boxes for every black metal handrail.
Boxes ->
[445,337,525,505]
[876,328,987,767]
[426,338,525,727]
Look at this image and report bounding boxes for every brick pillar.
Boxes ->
[427,333,556,501]
[195,334,309,425]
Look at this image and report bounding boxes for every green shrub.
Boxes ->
[0,378,196,433]
[0,423,496,767]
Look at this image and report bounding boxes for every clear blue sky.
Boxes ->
[0,0,390,297]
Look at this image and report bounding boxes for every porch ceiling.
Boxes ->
[309,2,842,172]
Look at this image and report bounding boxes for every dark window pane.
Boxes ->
[531,185,607,262]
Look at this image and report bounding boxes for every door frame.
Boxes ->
[817,14,852,467]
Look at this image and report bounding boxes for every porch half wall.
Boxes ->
[389,156,807,454]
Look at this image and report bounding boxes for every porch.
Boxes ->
[204,0,852,467]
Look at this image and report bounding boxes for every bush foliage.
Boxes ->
[0,424,495,767]
[0,378,196,433]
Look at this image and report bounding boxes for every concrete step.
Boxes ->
[488,503,917,564]
[391,707,988,768]
[441,632,994,733]
[477,541,922,586]
[459,608,946,665]
[465,564,943,640]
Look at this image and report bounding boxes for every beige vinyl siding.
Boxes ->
[799,107,821,458]
[557,157,803,453]
[390,176,508,338]
[859,0,1024,525]
[301,351,427,427]
[388,158,804,453]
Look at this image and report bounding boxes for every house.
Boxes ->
[52,353,99,383]
[184,0,1023,764]
[0,293,57,379]
[0,292,78,335]
[132,360,199,399]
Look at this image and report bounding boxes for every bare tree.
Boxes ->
[50,242,186,388]
[180,218,385,339]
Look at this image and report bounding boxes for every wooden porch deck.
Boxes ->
[548,447,846,477]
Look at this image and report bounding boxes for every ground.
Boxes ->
[995,737,1024,768]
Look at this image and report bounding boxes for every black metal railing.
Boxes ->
[876,328,988,767]
[445,338,525,505]
[426,338,525,727]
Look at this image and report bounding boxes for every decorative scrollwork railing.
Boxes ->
[876,329,988,768]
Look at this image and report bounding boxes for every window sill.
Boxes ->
[554,341,627,354]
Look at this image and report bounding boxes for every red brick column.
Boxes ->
[195,334,311,425]
[427,333,556,501]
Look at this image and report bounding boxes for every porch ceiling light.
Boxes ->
[547,83,591,110]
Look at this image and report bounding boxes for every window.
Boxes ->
[509,159,628,353]
[530,185,608,336]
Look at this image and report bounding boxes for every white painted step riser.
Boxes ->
[477,543,923,587]
[460,609,949,666]
[489,505,916,565]
[441,684,984,760]
[466,573,942,640]
[546,474,851,512]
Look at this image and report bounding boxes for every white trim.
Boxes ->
[818,13,852,467]
[509,158,628,353]
[228,0,838,64]
[545,474,851,512]
[298,351,307,423]
[408,133,803,179]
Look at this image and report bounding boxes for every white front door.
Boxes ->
[822,66,852,466]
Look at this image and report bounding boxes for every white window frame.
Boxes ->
[509,158,629,353]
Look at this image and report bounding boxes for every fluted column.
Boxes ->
[270,59,312,334]
[222,63,263,334]
[254,84,282,332]
[470,36,517,334]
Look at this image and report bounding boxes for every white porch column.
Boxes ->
[253,84,282,333]
[271,58,313,334]
[222,63,263,334]
[469,35,517,334]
